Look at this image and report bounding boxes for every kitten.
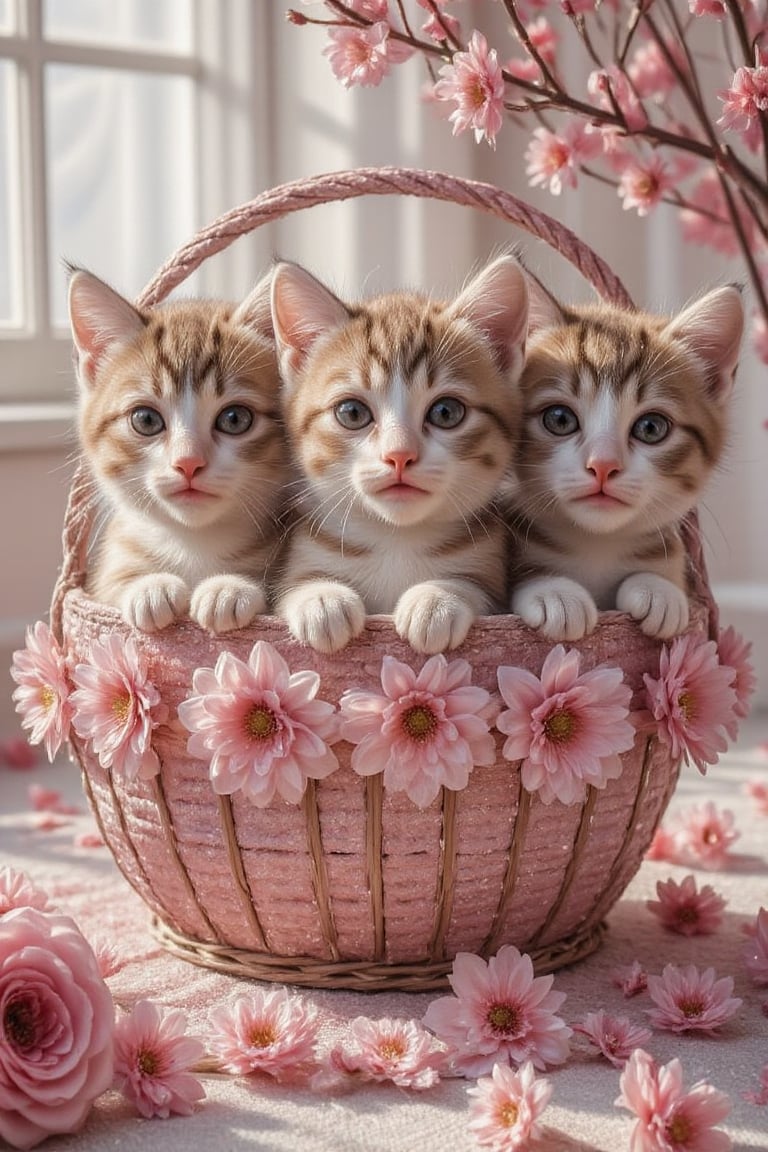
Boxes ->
[507,276,743,641]
[69,268,289,633]
[270,255,529,654]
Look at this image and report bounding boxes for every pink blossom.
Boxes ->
[717,626,756,733]
[339,654,495,808]
[91,938,124,979]
[467,1060,553,1150]
[645,822,682,864]
[69,634,168,781]
[617,1048,732,1152]
[496,645,634,806]
[434,31,506,147]
[418,0,461,43]
[328,1016,445,1089]
[744,907,768,985]
[27,784,80,815]
[611,960,648,998]
[646,963,742,1034]
[207,988,320,1079]
[0,867,52,915]
[679,171,749,256]
[646,874,726,936]
[618,154,674,216]
[422,945,571,1078]
[10,621,72,763]
[525,121,599,195]
[0,907,114,1150]
[0,739,38,770]
[73,831,105,849]
[572,1009,652,1068]
[670,802,740,870]
[588,65,649,131]
[114,1000,205,1119]
[628,39,680,98]
[643,633,738,774]
[324,21,412,89]
[178,641,340,807]
[745,778,768,815]
[718,63,768,135]
[689,0,727,15]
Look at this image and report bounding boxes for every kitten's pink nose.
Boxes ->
[587,456,622,489]
[382,448,418,481]
[174,454,206,481]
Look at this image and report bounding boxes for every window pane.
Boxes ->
[0,0,13,34]
[45,65,197,327]
[0,60,21,327]
[44,0,193,54]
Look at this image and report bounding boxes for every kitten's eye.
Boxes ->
[130,406,165,437]
[215,404,254,435]
[632,412,671,444]
[426,397,466,429]
[541,405,579,436]
[335,399,373,430]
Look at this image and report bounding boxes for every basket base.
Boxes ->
[150,916,607,992]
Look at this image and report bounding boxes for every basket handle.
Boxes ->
[50,164,713,637]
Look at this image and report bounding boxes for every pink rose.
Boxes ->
[0,908,115,1150]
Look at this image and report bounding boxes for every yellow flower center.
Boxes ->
[702,826,720,845]
[543,708,576,743]
[665,1112,693,1144]
[40,685,56,711]
[378,1038,407,1061]
[112,693,132,723]
[678,690,696,721]
[137,1049,159,1076]
[498,1101,519,1129]
[245,706,278,741]
[401,705,437,742]
[487,1003,521,1036]
[249,1024,277,1049]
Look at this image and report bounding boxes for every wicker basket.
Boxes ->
[51,168,715,992]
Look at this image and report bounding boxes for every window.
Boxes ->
[0,0,271,404]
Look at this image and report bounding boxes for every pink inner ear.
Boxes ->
[68,273,145,387]
[272,265,349,376]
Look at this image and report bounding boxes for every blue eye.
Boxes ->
[632,412,671,444]
[427,397,465,429]
[335,399,373,430]
[130,406,165,436]
[542,405,579,436]
[215,405,254,435]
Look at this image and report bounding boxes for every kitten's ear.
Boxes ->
[523,269,567,335]
[231,270,275,342]
[447,255,529,375]
[271,261,349,380]
[663,285,744,404]
[68,269,145,389]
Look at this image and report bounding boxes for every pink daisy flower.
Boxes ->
[744,907,768,985]
[646,875,726,936]
[114,1000,205,1119]
[611,960,648,998]
[745,778,768,815]
[208,989,319,1080]
[422,945,571,1078]
[178,641,340,807]
[572,1009,652,1068]
[339,654,495,809]
[588,64,649,130]
[10,620,72,762]
[717,626,756,733]
[617,1048,732,1152]
[646,963,742,1034]
[0,865,52,914]
[328,1016,445,1089]
[70,634,168,781]
[670,802,740,870]
[525,121,599,195]
[496,645,634,806]
[433,30,506,147]
[467,1060,553,1150]
[618,154,674,216]
[324,21,412,89]
[643,634,738,774]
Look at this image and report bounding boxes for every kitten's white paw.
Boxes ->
[512,577,598,642]
[394,584,475,654]
[280,582,366,653]
[617,573,689,638]
[190,576,267,634]
[122,575,190,632]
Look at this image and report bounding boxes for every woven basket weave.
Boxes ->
[51,167,715,992]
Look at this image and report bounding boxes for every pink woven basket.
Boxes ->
[51,167,715,992]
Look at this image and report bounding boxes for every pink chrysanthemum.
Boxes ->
[745,778,768,815]
[669,802,740,870]
[524,121,599,195]
[646,963,742,1034]
[744,907,768,985]
[328,1016,445,1089]
[10,621,72,762]
[644,634,738,774]
[717,626,756,734]
[0,865,52,914]
[611,960,648,998]
[324,21,412,89]
[647,874,726,936]
[496,645,635,806]
[113,1000,205,1119]
[208,989,320,1079]
[572,1009,652,1068]
[618,154,674,216]
[617,1048,732,1152]
[434,30,506,147]
[467,1060,553,1150]
[339,654,495,808]
[422,945,571,1078]
[178,641,340,807]
[718,63,768,135]
[70,634,168,781]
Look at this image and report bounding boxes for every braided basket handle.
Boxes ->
[50,165,715,636]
